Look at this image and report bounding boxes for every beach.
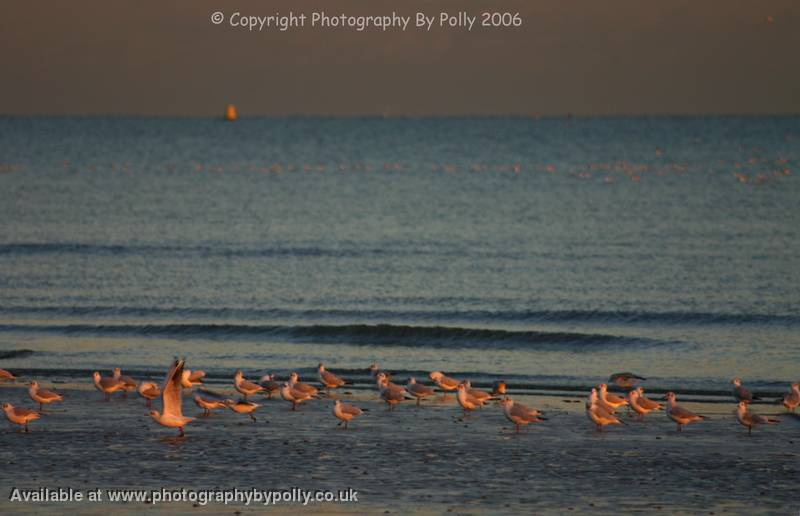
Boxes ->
[1,379,797,514]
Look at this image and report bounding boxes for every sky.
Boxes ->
[1,0,798,116]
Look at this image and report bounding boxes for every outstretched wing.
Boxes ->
[161,359,185,418]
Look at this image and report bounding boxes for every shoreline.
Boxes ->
[1,382,797,514]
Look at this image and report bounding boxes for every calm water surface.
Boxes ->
[0,116,798,394]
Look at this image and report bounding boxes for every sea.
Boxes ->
[0,116,798,398]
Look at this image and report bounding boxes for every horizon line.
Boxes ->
[2,112,799,120]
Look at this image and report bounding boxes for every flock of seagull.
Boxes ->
[1,363,798,437]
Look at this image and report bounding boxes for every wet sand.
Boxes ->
[0,381,798,515]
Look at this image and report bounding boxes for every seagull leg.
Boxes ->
[344,420,348,430]
[250,414,256,422]
[677,424,682,432]
[24,423,29,433]
[178,427,185,437]
[748,426,752,436]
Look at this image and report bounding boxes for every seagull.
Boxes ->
[586,388,623,432]
[137,382,161,407]
[375,372,405,395]
[0,369,15,382]
[280,382,312,411]
[333,400,363,429]
[634,387,663,412]
[28,381,63,411]
[318,363,346,393]
[598,383,628,412]
[609,372,646,389]
[2,402,40,432]
[226,399,260,422]
[665,392,706,431]
[112,368,137,396]
[735,401,779,435]
[429,371,460,397]
[259,374,281,398]
[181,369,205,389]
[731,378,760,404]
[234,370,264,399]
[456,383,484,417]
[149,359,195,437]
[492,380,508,399]
[406,377,435,406]
[378,377,407,410]
[368,363,391,381]
[92,371,126,401]
[627,389,656,420]
[289,372,318,397]
[193,394,229,416]
[499,397,545,433]
[463,380,494,404]
[781,382,799,412]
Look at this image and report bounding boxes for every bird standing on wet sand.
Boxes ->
[627,389,657,420]
[463,381,494,405]
[28,381,63,411]
[586,388,623,432]
[368,363,391,381]
[280,382,312,411]
[609,372,646,389]
[259,374,281,398]
[781,382,799,412]
[226,399,260,422]
[2,402,40,432]
[375,372,405,395]
[633,387,663,412]
[138,382,161,407]
[234,370,264,400]
[193,394,229,416]
[318,363,346,393]
[406,377,435,406]
[731,378,759,404]
[92,371,126,401]
[598,383,628,412]
[735,401,779,435]
[0,369,15,382]
[500,397,545,433]
[378,377,407,410]
[429,371,460,397]
[492,380,508,400]
[665,392,706,431]
[456,383,484,417]
[149,359,195,437]
[333,400,363,429]
[289,372,318,397]
[112,368,137,396]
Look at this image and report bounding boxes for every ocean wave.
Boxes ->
[0,349,34,359]
[0,323,661,349]
[0,304,796,326]
[0,242,394,259]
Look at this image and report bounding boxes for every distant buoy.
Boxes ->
[224,104,237,121]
